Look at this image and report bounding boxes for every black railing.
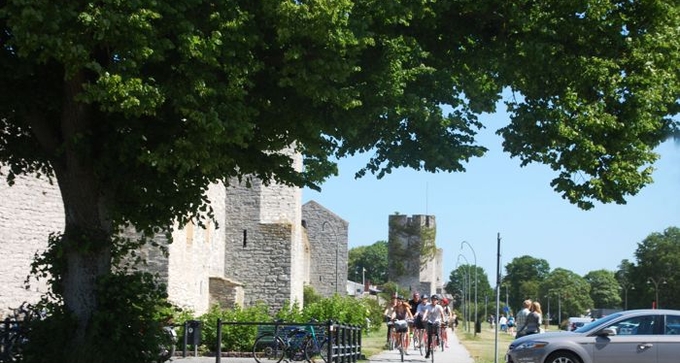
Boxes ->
[0,318,26,363]
[215,319,362,363]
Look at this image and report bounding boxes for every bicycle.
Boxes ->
[425,322,440,363]
[252,322,330,363]
[386,321,396,350]
[392,319,410,362]
[413,326,426,356]
[1,302,39,362]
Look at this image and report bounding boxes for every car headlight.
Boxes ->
[513,341,549,351]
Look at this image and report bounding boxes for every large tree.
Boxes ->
[503,255,551,311]
[632,226,680,309]
[584,269,621,309]
[348,240,388,285]
[540,268,593,326]
[1,1,679,360]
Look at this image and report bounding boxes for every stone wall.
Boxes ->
[387,214,442,296]
[301,201,348,297]
[0,157,345,316]
[0,173,61,317]
[222,175,301,311]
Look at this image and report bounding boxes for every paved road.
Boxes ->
[170,328,474,363]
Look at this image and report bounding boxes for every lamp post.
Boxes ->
[549,289,561,327]
[620,281,634,310]
[322,220,339,294]
[458,254,471,332]
[461,241,478,335]
[647,277,666,309]
[545,295,551,329]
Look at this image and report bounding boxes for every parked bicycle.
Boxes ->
[252,321,330,363]
[157,325,177,363]
[0,302,41,363]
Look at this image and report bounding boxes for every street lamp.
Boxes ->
[647,277,666,309]
[460,241,478,335]
[620,281,634,310]
[322,220,339,294]
[458,254,471,332]
[548,289,561,327]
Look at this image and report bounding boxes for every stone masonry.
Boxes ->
[0,174,61,317]
[301,201,349,297]
[387,214,444,296]
[0,159,348,316]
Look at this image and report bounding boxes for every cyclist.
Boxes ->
[391,297,414,353]
[440,297,451,348]
[422,294,445,359]
[383,295,399,346]
[413,295,429,349]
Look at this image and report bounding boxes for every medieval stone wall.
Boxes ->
[222,176,301,311]
[0,173,61,317]
[0,156,344,316]
[387,214,442,296]
[301,201,348,297]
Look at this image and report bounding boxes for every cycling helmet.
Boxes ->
[422,295,429,299]
[431,294,439,300]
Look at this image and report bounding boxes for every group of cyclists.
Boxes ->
[384,292,454,359]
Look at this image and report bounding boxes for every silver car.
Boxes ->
[505,309,680,363]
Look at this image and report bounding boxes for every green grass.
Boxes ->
[360,326,390,359]
[454,325,516,363]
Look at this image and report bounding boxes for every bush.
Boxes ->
[198,303,271,352]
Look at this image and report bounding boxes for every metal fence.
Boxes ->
[215,319,362,363]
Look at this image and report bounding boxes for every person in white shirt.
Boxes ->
[422,294,445,359]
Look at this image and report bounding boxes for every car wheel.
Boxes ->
[545,351,582,363]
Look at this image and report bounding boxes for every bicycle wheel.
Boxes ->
[304,337,329,363]
[253,334,286,363]
[439,328,445,351]
[398,333,404,362]
[429,336,435,363]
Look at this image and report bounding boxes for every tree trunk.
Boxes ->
[46,71,114,348]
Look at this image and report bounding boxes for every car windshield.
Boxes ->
[573,313,624,333]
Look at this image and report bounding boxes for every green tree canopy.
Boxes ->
[615,259,637,309]
[540,268,593,326]
[632,227,680,309]
[445,264,492,322]
[348,240,388,285]
[2,1,679,361]
[584,269,621,309]
[504,255,551,311]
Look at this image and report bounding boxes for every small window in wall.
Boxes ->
[243,229,247,248]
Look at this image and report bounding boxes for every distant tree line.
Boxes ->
[350,226,680,328]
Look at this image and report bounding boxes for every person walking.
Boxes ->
[514,299,532,337]
[517,301,542,337]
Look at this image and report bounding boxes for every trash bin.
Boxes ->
[185,320,202,345]
[475,320,481,333]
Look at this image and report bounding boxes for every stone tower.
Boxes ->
[387,214,443,295]
[222,153,305,311]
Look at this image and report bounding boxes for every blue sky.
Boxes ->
[303,110,680,285]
